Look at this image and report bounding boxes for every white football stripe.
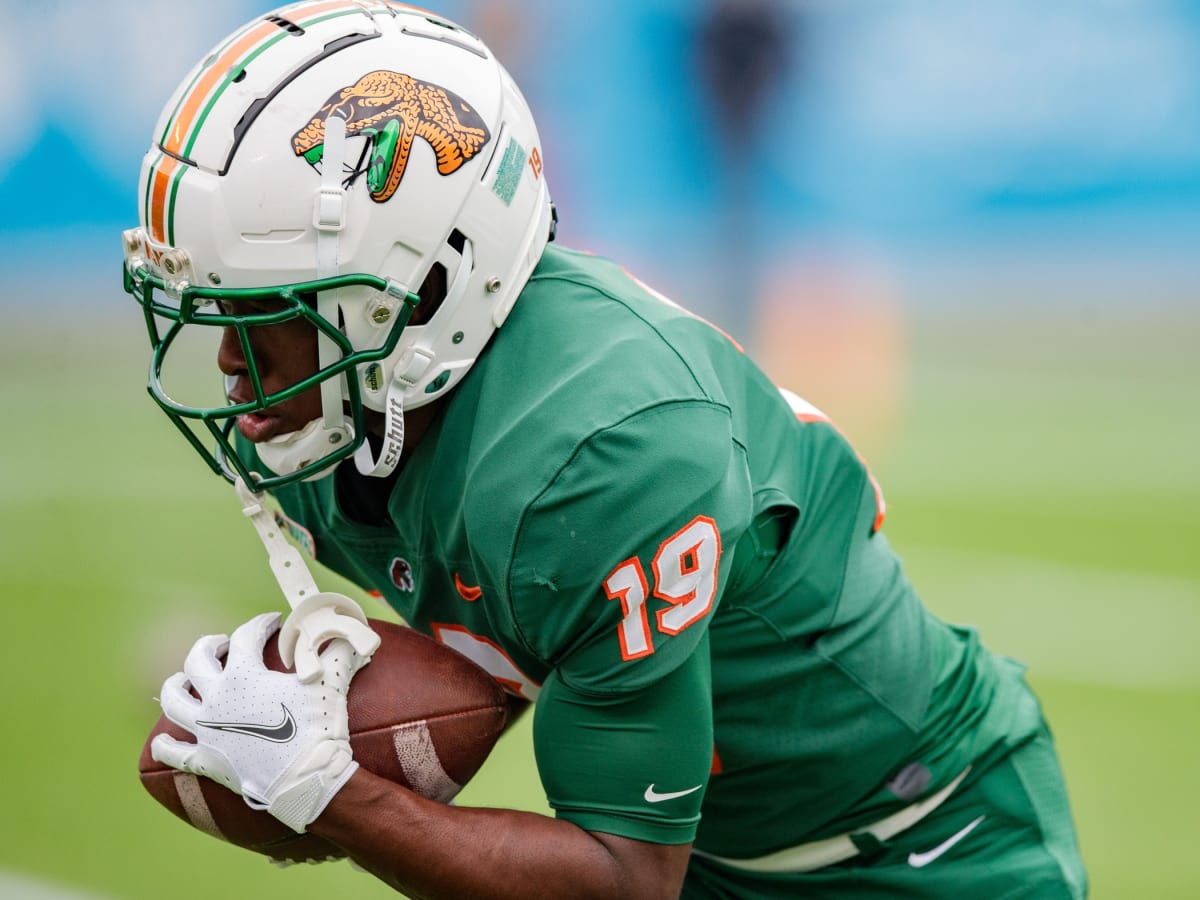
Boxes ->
[392,722,461,804]
[174,772,226,841]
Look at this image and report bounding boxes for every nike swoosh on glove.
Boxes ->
[151,611,367,832]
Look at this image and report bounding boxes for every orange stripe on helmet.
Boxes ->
[379,1,437,14]
[149,155,180,244]
[162,0,360,157]
[163,21,277,157]
[278,0,366,12]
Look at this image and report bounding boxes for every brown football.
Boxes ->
[138,618,508,863]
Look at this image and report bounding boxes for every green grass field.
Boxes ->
[0,305,1195,898]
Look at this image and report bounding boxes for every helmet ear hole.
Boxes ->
[411,260,449,326]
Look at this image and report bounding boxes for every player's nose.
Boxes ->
[216,326,249,377]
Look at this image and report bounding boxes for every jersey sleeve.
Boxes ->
[507,399,753,695]
[532,631,715,844]
[501,400,750,840]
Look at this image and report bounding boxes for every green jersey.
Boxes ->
[249,245,1041,860]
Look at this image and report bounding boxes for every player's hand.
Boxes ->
[151,611,360,833]
[278,592,381,684]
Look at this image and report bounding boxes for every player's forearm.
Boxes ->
[309,767,686,900]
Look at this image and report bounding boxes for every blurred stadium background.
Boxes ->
[1,1,1197,897]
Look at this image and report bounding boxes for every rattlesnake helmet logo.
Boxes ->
[292,70,492,203]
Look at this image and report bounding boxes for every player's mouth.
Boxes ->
[235,410,283,443]
[227,387,286,443]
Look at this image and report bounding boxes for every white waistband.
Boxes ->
[692,765,972,875]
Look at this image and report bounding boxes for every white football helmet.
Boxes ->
[122,0,554,488]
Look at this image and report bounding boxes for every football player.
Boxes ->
[128,3,1087,897]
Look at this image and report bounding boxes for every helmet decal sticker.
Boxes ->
[292,70,492,203]
[490,136,527,207]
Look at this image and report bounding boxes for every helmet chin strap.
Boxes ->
[258,112,357,482]
[314,113,352,441]
[350,233,473,479]
[350,232,476,477]
[353,386,405,478]
[256,416,343,480]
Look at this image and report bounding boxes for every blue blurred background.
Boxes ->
[1,2,1197,898]
[4,0,1199,319]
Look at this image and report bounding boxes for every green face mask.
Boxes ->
[123,260,420,490]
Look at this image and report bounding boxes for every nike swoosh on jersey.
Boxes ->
[644,783,703,803]
[196,704,298,743]
[907,815,986,868]
[454,572,483,602]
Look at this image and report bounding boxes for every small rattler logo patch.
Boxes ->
[390,556,415,592]
[292,70,491,203]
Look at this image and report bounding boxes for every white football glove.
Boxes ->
[152,611,362,833]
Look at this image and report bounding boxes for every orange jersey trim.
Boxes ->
[794,411,886,531]
[454,572,483,602]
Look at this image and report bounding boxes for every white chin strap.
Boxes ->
[314,113,351,441]
[233,477,380,683]
[260,112,377,482]
[348,228,475,478]
[353,387,405,477]
[256,416,346,481]
[348,233,475,478]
